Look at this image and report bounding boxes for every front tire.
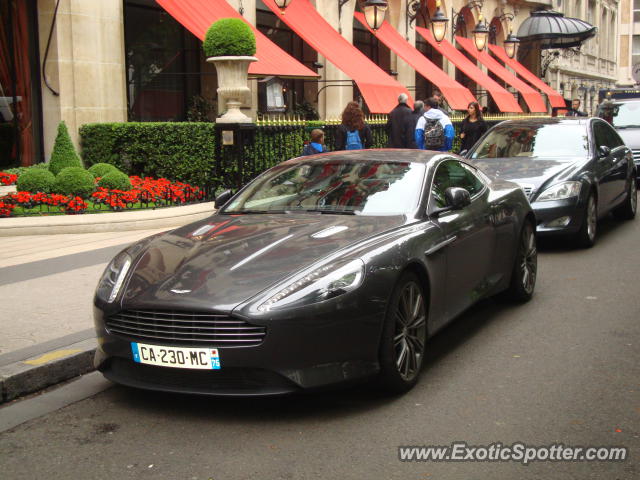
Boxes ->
[504,220,537,303]
[378,272,427,393]
[612,177,637,220]
[575,192,597,248]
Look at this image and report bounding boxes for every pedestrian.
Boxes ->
[334,101,373,150]
[412,100,425,127]
[415,97,455,151]
[301,129,327,156]
[432,89,452,116]
[386,93,415,148]
[459,101,488,153]
[565,98,588,117]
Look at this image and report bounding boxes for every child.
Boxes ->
[302,129,327,156]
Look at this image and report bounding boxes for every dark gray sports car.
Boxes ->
[93,150,536,396]
[466,117,637,247]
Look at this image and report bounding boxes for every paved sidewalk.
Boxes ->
[0,203,216,403]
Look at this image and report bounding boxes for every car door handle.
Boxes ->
[425,236,457,256]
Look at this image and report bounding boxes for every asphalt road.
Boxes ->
[1,214,639,480]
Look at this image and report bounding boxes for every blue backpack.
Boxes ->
[345,129,363,150]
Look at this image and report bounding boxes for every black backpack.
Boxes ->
[423,116,444,150]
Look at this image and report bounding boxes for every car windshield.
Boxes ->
[598,101,640,128]
[469,123,589,159]
[223,160,425,216]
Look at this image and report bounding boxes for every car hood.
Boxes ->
[616,128,640,150]
[121,213,405,312]
[470,156,584,191]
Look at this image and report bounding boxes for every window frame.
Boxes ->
[427,158,487,211]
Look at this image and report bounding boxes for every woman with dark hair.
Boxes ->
[334,101,373,151]
[459,101,487,153]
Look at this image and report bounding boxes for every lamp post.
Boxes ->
[362,0,388,32]
[430,0,449,43]
[504,30,520,59]
[471,14,489,51]
[273,0,291,14]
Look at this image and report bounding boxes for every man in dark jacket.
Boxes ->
[386,93,415,148]
[565,99,588,117]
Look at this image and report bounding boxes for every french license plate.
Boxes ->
[131,342,221,370]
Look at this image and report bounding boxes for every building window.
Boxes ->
[124,0,202,121]
[0,0,43,168]
[634,0,640,23]
[633,35,640,70]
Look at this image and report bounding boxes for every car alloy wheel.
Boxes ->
[378,272,427,392]
[576,192,597,248]
[394,282,427,382]
[520,224,537,295]
[504,221,536,302]
[613,178,637,220]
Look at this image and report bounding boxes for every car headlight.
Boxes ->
[96,251,132,303]
[257,259,365,312]
[536,181,582,202]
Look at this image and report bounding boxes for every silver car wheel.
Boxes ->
[393,282,426,382]
[586,195,597,242]
[630,180,637,215]
[521,225,537,295]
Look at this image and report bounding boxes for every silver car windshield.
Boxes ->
[603,101,640,128]
[224,160,425,215]
[470,124,589,159]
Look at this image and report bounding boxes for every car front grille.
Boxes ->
[632,149,640,164]
[105,309,266,348]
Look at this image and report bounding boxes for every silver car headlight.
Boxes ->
[257,259,365,312]
[536,181,582,202]
[96,251,132,303]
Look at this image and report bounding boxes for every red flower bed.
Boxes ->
[0,172,18,186]
[0,175,206,217]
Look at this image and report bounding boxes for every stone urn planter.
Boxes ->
[206,55,257,124]
[203,18,257,124]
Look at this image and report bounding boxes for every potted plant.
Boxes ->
[204,18,257,124]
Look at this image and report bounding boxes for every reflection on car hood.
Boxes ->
[470,157,584,190]
[122,213,405,312]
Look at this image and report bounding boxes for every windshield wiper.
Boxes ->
[294,208,358,215]
[221,209,288,214]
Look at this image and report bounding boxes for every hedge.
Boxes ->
[16,168,56,193]
[49,121,83,175]
[53,167,96,198]
[79,123,217,187]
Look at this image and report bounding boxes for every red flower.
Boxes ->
[0,172,18,186]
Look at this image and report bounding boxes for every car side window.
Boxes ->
[593,122,609,149]
[593,121,622,149]
[431,160,484,208]
[603,122,625,148]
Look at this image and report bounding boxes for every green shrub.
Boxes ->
[16,168,56,193]
[49,121,83,175]
[97,170,132,191]
[80,122,217,186]
[53,167,95,198]
[203,18,256,57]
[88,162,118,179]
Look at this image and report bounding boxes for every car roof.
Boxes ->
[494,117,591,127]
[284,149,450,165]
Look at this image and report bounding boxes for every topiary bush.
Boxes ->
[88,162,118,179]
[53,167,95,198]
[16,168,56,193]
[97,170,132,191]
[203,18,256,57]
[49,121,83,175]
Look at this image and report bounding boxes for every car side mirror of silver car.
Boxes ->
[598,145,611,159]
[215,189,233,209]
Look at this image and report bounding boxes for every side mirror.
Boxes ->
[598,145,611,159]
[215,189,233,209]
[444,187,471,210]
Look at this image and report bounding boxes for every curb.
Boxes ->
[0,201,217,236]
[0,338,97,404]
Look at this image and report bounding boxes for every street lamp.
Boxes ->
[430,0,449,43]
[273,0,292,14]
[503,29,520,59]
[472,14,489,51]
[362,0,388,32]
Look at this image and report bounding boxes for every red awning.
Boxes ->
[263,0,410,113]
[488,44,565,108]
[354,12,475,111]
[416,27,522,113]
[456,36,547,112]
[155,0,317,78]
